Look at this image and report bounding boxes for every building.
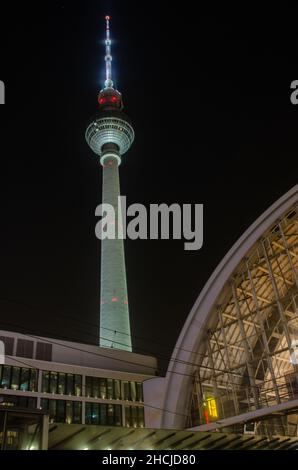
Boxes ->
[144,185,298,438]
[0,330,157,429]
[85,16,134,352]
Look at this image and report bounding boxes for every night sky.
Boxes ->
[0,2,297,372]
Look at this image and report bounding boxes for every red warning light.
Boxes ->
[105,15,110,21]
[98,97,106,105]
[112,297,118,302]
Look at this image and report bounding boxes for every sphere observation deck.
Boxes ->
[85,87,134,162]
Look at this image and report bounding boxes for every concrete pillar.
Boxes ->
[100,153,132,351]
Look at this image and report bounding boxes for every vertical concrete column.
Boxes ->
[100,153,132,351]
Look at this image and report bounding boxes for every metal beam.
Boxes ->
[192,398,298,432]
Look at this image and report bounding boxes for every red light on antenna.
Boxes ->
[105,15,110,21]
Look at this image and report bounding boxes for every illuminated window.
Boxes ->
[66,374,74,395]
[85,403,121,426]
[0,395,37,409]
[123,381,130,400]
[42,371,49,393]
[58,373,66,395]
[30,369,37,392]
[74,375,82,397]
[0,366,11,389]
[206,397,218,419]
[85,376,92,397]
[91,403,99,425]
[136,382,143,402]
[92,377,100,398]
[107,379,113,399]
[20,368,29,391]
[73,401,82,424]
[114,405,122,426]
[107,404,114,425]
[137,407,144,427]
[130,382,136,402]
[0,366,37,392]
[131,406,138,427]
[114,380,121,400]
[124,406,144,428]
[10,367,20,390]
[66,401,72,424]
[50,372,58,394]
[100,378,107,399]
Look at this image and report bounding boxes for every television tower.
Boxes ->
[85,16,134,351]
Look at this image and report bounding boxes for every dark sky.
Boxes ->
[0,2,297,371]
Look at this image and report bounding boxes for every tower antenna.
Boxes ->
[104,15,113,88]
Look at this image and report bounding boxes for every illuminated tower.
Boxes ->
[85,16,134,351]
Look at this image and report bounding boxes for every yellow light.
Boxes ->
[206,397,218,418]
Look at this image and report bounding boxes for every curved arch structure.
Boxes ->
[144,185,298,433]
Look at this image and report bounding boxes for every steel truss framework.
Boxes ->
[190,204,298,436]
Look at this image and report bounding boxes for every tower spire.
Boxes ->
[104,15,113,88]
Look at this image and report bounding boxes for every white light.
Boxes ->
[83,447,89,451]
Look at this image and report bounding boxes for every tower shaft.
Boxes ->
[100,153,132,351]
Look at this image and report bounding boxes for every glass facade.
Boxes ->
[41,371,82,396]
[85,403,122,426]
[85,376,137,401]
[123,381,143,402]
[40,399,82,424]
[188,206,298,436]
[0,394,37,409]
[124,406,145,428]
[1,366,144,427]
[0,366,37,392]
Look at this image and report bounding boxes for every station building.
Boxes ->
[144,185,298,438]
[0,330,157,429]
